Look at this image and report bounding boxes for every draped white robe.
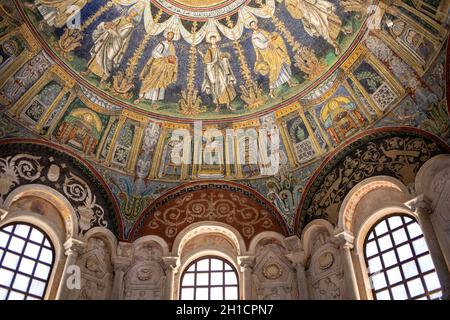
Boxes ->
[88,16,134,78]
[201,47,237,105]
[293,0,339,44]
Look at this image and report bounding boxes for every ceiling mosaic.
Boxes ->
[130,181,289,246]
[15,0,372,120]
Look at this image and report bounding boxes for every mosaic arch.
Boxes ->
[1,0,449,185]
[14,0,374,121]
[0,139,122,237]
[295,127,450,234]
[129,181,289,246]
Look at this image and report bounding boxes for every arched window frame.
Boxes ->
[336,176,443,300]
[172,222,246,300]
[361,213,442,300]
[0,222,56,300]
[0,185,77,300]
[179,255,240,301]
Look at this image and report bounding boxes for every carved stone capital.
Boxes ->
[162,256,180,273]
[237,256,255,272]
[112,257,132,273]
[63,238,86,256]
[405,195,433,216]
[333,232,355,250]
[285,250,307,268]
[117,242,133,259]
[284,235,302,252]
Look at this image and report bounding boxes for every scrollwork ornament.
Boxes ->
[0,145,116,236]
[63,173,89,203]
[0,154,43,205]
[15,157,43,181]
[63,173,107,233]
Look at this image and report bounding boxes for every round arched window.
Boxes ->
[364,215,442,300]
[180,256,239,300]
[0,223,55,300]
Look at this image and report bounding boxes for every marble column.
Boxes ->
[407,195,450,300]
[0,209,7,220]
[238,256,255,300]
[56,238,86,300]
[286,251,309,300]
[163,256,180,300]
[111,257,131,300]
[335,233,360,300]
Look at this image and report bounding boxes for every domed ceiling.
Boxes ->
[17,0,370,121]
[0,0,449,239]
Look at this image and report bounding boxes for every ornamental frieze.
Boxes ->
[131,182,288,246]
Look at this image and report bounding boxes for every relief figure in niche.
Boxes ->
[313,275,341,300]
[385,16,436,66]
[263,287,285,300]
[159,134,185,178]
[0,39,19,72]
[136,122,160,178]
[198,130,225,178]
[76,237,112,300]
[79,278,104,300]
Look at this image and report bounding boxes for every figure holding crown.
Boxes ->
[199,31,237,112]
[135,29,179,107]
[249,20,293,99]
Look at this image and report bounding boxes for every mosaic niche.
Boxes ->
[297,129,449,231]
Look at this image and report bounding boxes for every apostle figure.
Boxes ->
[285,0,350,55]
[33,0,92,28]
[249,20,293,99]
[199,32,237,112]
[134,30,178,107]
[86,11,137,87]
